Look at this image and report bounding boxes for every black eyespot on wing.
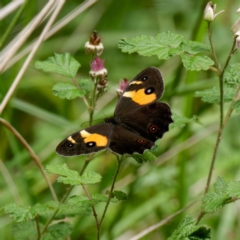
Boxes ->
[86,142,96,148]
[145,87,154,95]
[142,76,148,81]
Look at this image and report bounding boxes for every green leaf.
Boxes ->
[168,216,211,240]
[77,79,91,91]
[181,40,210,54]
[46,164,101,186]
[203,192,230,213]
[112,190,128,201]
[171,115,199,128]
[3,203,35,222]
[224,63,240,85]
[132,150,157,164]
[233,100,240,113]
[12,221,38,240]
[52,83,85,100]
[45,164,82,185]
[195,86,235,103]
[203,177,229,213]
[214,176,227,195]
[227,181,240,198]
[35,53,80,78]
[81,171,102,185]
[189,226,211,240]
[42,222,73,240]
[118,32,184,59]
[181,54,214,71]
[91,193,119,203]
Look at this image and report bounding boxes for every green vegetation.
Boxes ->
[1,0,240,239]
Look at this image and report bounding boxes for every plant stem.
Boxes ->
[97,155,124,239]
[196,85,240,225]
[0,118,58,201]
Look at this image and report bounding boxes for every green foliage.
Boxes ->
[12,221,38,240]
[194,86,236,104]
[118,32,214,71]
[45,164,102,185]
[52,83,85,100]
[35,53,80,78]
[42,222,73,240]
[112,190,128,201]
[224,63,240,85]
[203,177,240,213]
[132,149,157,163]
[233,100,240,112]
[171,115,199,128]
[2,203,35,222]
[168,216,211,240]
[77,79,91,91]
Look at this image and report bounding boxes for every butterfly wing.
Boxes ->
[114,67,164,116]
[56,123,112,156]
[118,102,173,142]
[108,125,155,155]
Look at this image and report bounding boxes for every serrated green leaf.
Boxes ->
[77,79,91,91]
[203,192,230,213]
[227,181,240,198]
[168,216,198,239]
[45,164,82,185]
[12,221,37,240]
[195,86,235,103]
[171,115,199,128]
[112,190,127,201]
[3,203,35,222]
[214,176,227,195]
[52,83,85,100]
[32,201,59,219]
[224,63,240,85]
[81,171,102,185]
[233,100,240,113]
[181,40,210,54]
[118,32,184,59]
[35,53,80,77]
[203,177,229,213]
[189,226,211,240]
[42,222,73,240]
[182,54,214,71]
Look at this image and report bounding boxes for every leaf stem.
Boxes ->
[97,155,124,239]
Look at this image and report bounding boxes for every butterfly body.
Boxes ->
[56,67,173,156]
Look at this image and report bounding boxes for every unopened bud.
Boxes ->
[85,31,104,56]
[203,2,224,22]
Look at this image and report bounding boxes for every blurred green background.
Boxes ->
[1,0,240,239]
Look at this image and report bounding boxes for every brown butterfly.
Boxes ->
[56,67,173,156]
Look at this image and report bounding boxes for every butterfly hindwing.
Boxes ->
[56,123,111,156]
[108,126,155,155]
[118,102,173,142]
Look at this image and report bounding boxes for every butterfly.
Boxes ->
[56,67,173,156]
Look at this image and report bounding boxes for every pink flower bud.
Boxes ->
[116,78,129,96]
[89,57,107,77]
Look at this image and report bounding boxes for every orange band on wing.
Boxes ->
[80,130,108,147]
[123,89,156,105]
